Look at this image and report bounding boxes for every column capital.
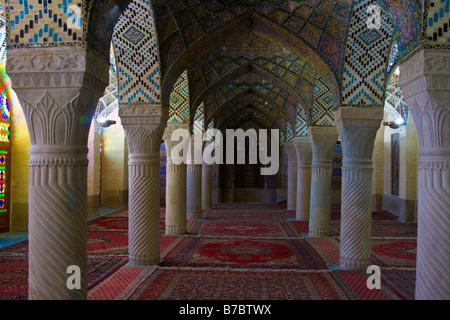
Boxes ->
[7,46,110,148]
[292,136,312,164]
[308,126,338,162]
[284,141,297,164]
[335,107,383,163]
[119,104,168,161]
[400,49,450,157]
[7,46,109,94]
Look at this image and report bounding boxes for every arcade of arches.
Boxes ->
[0,0,448,300]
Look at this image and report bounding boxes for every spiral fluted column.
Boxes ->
[7,46,109,300]
[284,141,297,211]
[293,136,312,221]
[202,142,213,211]
[187,137,203,219]
[308,126,338,237]
[336,107,383,270]
[119,104,168,266]
[164,123,190,235]
[28,147,89,300]
[400,49,450,300]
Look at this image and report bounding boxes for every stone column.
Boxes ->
[293,136,312,221]
[284,141,297,211]
[202,142,213,211]
[336,107,383,270]
[119,104,167,266]
[7,47,109,300]
[400,49,450,300]
[164,123,190,235]
[187,136,203,219]
[308,126,338,237]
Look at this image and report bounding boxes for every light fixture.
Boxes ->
[97,117,117,128]
[383,118,406,129]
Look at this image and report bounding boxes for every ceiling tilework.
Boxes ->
[188,33,322,113]
[203,73,297,128]
[153,0,353,82]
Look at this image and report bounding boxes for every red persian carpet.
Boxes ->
[160,237,326,270]
[0,204,417,300]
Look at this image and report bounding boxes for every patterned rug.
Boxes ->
[187,220,299,238]
[205,210,287,221]
[212,203,282,211]
[160,237,326,270]
[87,217,129,232]
[127,269,351,300]
[330,210,398,221]
[0,254,128,300]
[371,239,417,268]
[331,271,402,300]
[330,221,417,238]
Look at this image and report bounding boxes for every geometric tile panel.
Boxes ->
[341,0,394,106]
[384,71,409,123]
[286,121,294,141]
[387,42,399,74]
[379,0,422,58]
[296,103,308,136]
[4,0,85,47]
[169,70,190,123]
[426,0,450,45]
[312,74,334,126]
[113,0,161,104]
[193,103,204,135]
[0,4,6,62]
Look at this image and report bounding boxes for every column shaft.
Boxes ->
[29,148,88,300]
[7,46,109,300]
[293,137,312,221]
[284,142,297,211]
[400,49,450,299]
[187,164,202,219]
[128,160,161,265]
[202,164,212,210]
[120,104,168,266]
[308,126,338,237]
[164,123,190,235]
[337,107,382,270]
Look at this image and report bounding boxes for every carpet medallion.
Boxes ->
[187,220,299,238]
[371,239,417,268]
[160,237,326,270]
[205,210,287,221]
